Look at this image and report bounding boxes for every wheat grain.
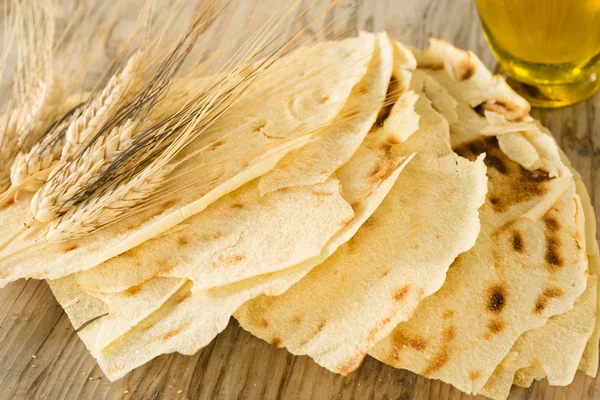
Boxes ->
[61,52,141,161]
[0,75,62,194]
[5,52,141,195]
[30,119,139,223]
[9,104,84,192]
[18,73,64,147]
[47,163,173,241]
[0,113,19,192]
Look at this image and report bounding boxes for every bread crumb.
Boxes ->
[177,390,183,394]
[124,390,129,394]
[31,365,36,368]
[32,355,37,359]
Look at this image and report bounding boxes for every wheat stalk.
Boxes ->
[0,0,61,193]
[12,0,63,151]
[59,3,230,205]
[26,5,218,228]
[39,1,348,238]
[39,70,237,239]
[0,0,355,250]
[5,53,139,195]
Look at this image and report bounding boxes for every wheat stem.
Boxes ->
[0,168,55,208]
[25,8,215,232]
[1,0,367,248]
[0,224,28,253]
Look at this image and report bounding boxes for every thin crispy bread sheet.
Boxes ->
[48,42,417,376]
[50,273,109,330]
[477,136,599,398]
[369,40,587,395]
[50,123,415,381]
[77,176,354,292]
[371,138,585,396]
[444,83,598,389]
[257,32,393,195]
[558,145,600,378]
[480,275,597,400]
[72,32,393,293]
[234,85,487,374]
[58,175,355,352]
[0,34,376,286]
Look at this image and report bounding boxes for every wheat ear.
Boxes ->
[42,0,341,234]
[3,52,140,199]
[0,113,19,192]
[18,74,64,147]
[30,119,140,223]
[6,25,141,194]
[47,163,173,241]
[29,9,213,227]
[61,52,141,161]
[9,104,84,192]
[0,75,62,192]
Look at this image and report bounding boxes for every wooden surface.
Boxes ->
[1,0,599,399]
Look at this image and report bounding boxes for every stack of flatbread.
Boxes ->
[0,32,596,400]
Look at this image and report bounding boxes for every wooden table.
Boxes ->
[1,0,598,399]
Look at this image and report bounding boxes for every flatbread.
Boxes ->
[49,273,108,330]
[369,41,587,395]
[481,121,600,390]
[235,154,486,374]
[49,53,420,374]
[558,145,600,378]
[71,35,395,294]
[475,126,599,398]
[257,32,393,195]
[480,276,597,400]
[73,177,354,292]
[411,38,530,123]
[43,36,411,368]
[234,78,487,375]
[371,138,586,395]
[52,174,355,351]
[382,40,420,143]
[51,120,415,381]
[0,34,376,285]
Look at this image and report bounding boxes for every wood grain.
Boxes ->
[0,0,599,399]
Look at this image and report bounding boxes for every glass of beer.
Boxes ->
[475,0,600,108]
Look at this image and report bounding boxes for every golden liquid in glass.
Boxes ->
[475,0,600,107]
